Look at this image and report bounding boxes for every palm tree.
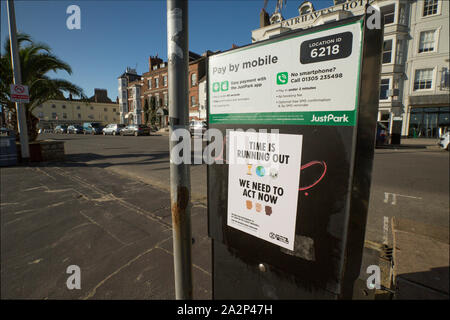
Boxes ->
[0,33,86,141]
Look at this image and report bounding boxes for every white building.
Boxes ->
[117,67,141,124]
[252,0,449,138]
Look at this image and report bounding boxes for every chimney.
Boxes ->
[149,55,163,72]
[260,8,270,27]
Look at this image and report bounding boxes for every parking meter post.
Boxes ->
[338,16,384,299]
[6,0,30,161]
[167,0,193,300]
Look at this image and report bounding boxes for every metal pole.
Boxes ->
[167,0,193,299]
[6,0,30,160]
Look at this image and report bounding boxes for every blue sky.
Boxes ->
[1,0,333,100]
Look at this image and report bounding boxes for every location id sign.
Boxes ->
[227,131,303,250]
[208,20,363,126]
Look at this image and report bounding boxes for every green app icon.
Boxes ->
[221,81,229,91]
[276,72,288,85]
[213,82,220,92]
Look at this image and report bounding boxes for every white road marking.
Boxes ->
[383,192,422,205]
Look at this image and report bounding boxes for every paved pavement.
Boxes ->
[1,164,211,299]
[1,133,448,299]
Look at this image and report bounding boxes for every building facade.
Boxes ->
[117,68,142,125]
[33,89,120,128]
[118,52,207,127]
[252,0,449,138]
[403,0,449,138]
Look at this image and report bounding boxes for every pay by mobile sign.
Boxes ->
[208,20,364,250]
[209,20,363,126]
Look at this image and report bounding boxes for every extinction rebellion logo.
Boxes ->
[269,232,289,244]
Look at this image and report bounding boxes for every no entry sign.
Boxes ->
[10,84,30,103]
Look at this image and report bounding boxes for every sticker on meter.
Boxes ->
[300,31,353,64]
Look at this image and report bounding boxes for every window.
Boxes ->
[77,105,80,110]
[155,78,159,88]
[380,79,390,100]
[156,94,160,107]
[418,30,435,53]
[52,104,56,109]
[63,113,67,119]
[163,75,167,86]
[423,0,438,17]
[398,4,408,25]
[191,73,197,87]
[52,112,57,119]
[441,67,450,89]
[104,108,107,112]
[382,40,393,63]
[104,116,108,121]
[381,4,395,25]
[148,79,152,89]
[62,105,66,109]
[113,108,116,112]
[163,92,168,106]
[38,112,44,119]
[88,115,94,119]
[90,106,94,110]
[414,69,433,90]
[396,39,405,64]
[78,113,81,119]
[190,96,196,106]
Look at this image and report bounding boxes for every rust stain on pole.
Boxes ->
[171,186,190,227]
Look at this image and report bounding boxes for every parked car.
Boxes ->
[120,124,151,136]
[83,122,103,135]
[189,120,207,136]
[67,125,83,134]
[438,131,449,151]
[103,123,125,135]
[54,125,68,134]
[376,122,389,146]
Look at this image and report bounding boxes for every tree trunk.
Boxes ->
[27,111,39,142]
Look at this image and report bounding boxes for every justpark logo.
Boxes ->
[311,113,349,123]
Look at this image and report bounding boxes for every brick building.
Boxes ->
[119,52,206,127]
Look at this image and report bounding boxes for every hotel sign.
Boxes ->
[279,0,370,28]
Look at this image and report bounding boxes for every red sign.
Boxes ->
[10,84,30,103]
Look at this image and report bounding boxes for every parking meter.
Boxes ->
[207,16,383,299]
